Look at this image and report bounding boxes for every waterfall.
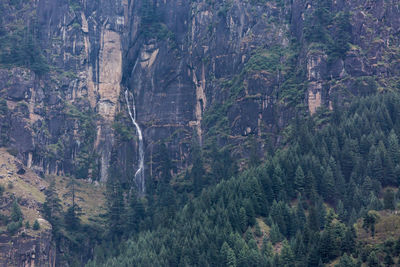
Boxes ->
[124,89,145,194]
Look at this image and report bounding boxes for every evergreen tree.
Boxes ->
[159,143,172,183]
[11,200,23,222]
[280,240,295,266]
[239,207,247,232]
[106,177,125,237]
[43,180,63,234]
[322,166,336,203]
[269,223,282,244]
[32,220,40,230]
[294,165,305,194]
[64,178,81,230]
[388,130,400,165]
[367,251,380,267]
[126,192,146,234]
[362,211,380,237]
[383,189,396,210]
[335,253,356,267]
[384,253,394,266]
[191,143,205,196]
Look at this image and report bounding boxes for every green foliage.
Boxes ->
[43,180,63,235]
[303,2,352,62]
[87,92,400,266]
[139,0,175,43]
[383,189,395,210]
[328,11,352,62]
[32,219,40,230]
[11,200,23,222]
[7,220,22,235]
[106,156,125,237]
[335,253,356,267]
[0,99,9,144]
[303,0,332,44]
[0,27,50,74]
[69,0,81,11]
[363,210,380,237]
[65,103,99,179]
[245,47,281,73]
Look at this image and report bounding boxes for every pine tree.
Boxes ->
[64,178,81,230]
[383,189,396,210]
[367,251,379,267]
[362,211,380,237]
[322,166,336,203]
[106,178,125,237]
[126,192,146,233]
[261,237,273,258]
[384,253,394,266]
[294,166,305,194]
[388,130,400,165]
[336,200,347,222]
[159,143,172,183]
[11,200,23,222]
[269,223,282,244]
[191,144,205,196]
[32,219,40,230]
[280,240,295,266]
[335,253,356,267]
[305,170,317,201]
[342,226,356,254]
[43,180,62,234]
[239,207,247,232]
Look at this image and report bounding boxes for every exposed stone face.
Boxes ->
[1,0,400,264]
[0,0,399,182]
[0,230,55,267]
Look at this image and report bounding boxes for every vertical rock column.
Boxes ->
[95,26,123,182]
[307,51,327,115]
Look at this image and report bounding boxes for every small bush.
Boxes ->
[7,221,22,235]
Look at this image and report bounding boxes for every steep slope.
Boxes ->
[1,0,399,189]
[1,1,400,265]
[0,148,54,267]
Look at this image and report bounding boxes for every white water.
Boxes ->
[125,89,145,194]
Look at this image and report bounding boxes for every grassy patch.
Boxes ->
[355,210,400,245]
[46,175,106,224]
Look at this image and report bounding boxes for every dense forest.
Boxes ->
[71,92,400,266]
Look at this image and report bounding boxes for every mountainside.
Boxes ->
[1,0,400,266]
[1,0,399,184]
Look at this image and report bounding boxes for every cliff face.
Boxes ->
[1,0,399,183]
[1,0,400,265]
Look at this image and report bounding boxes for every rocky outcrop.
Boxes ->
[0,0,399,183]
[0,230,55,267]
[0,149,54,267]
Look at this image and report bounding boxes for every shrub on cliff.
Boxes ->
[33,220,40,230]
[7,221,22,235]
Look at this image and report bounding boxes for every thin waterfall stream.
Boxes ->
[125,89,145,193]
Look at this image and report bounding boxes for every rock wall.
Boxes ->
[0,0,399,183]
